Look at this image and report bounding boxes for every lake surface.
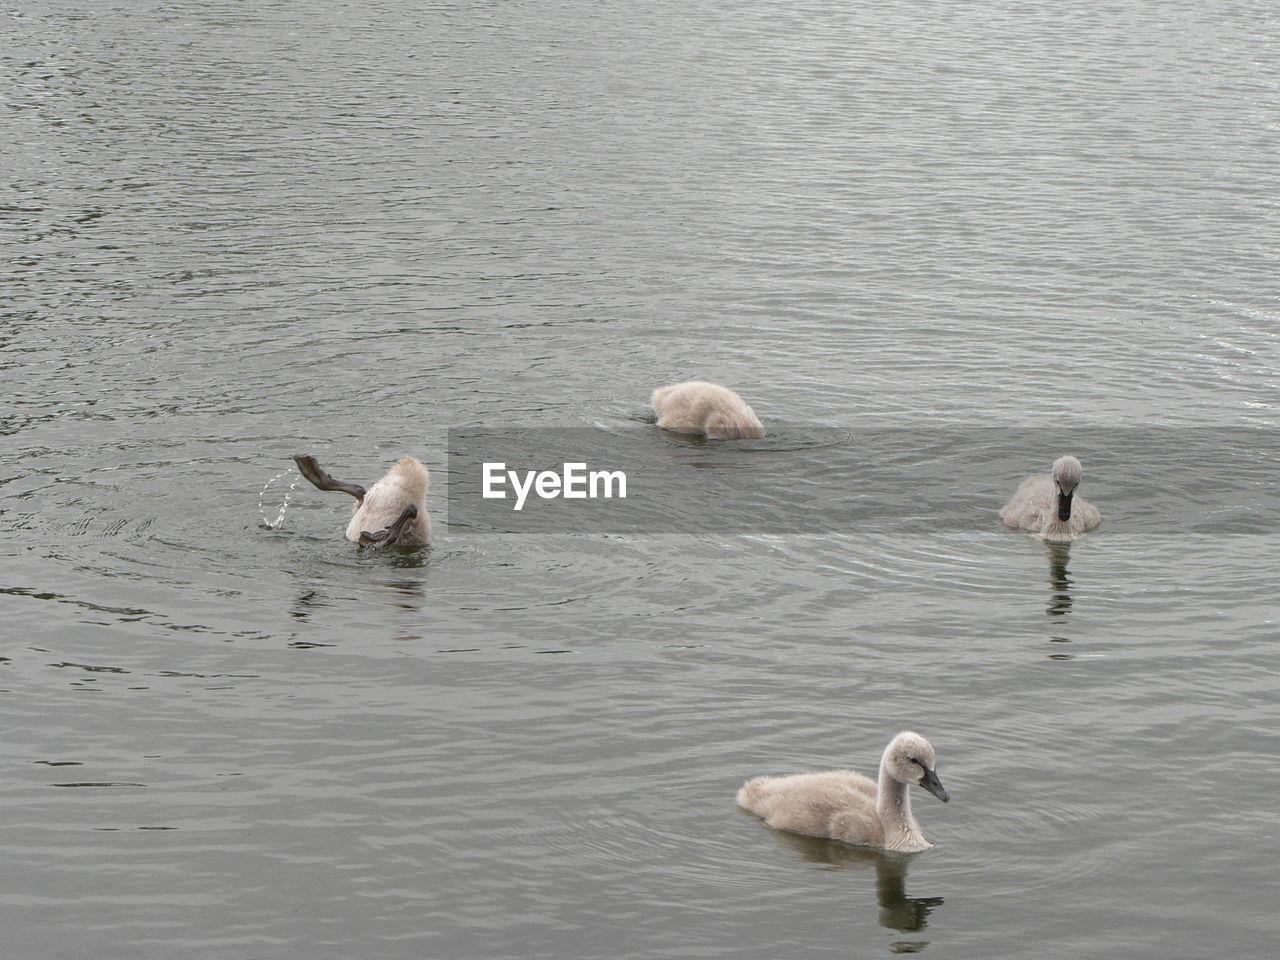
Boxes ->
[2,1,1277,957]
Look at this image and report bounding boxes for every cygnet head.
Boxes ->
[1051,456,1083,493]
[882,731,949,803]
[1051,456,1083,521]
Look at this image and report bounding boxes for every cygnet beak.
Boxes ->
[1056,489,1074,522]
[919,767,949,803]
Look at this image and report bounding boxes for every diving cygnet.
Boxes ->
[293,454,430,546]
[650,381,765,440]
[1000,454,1101,542]
[737,731,949,853]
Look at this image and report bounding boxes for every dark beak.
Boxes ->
[919,767,949,803]
[1057,490,1073,522]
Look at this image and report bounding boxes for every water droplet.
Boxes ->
[259,469,301,530]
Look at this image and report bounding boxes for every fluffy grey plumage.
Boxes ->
[650,381,765,440]
[294,455,430,547]
[737,731,949,853]
[999,455,1101,542]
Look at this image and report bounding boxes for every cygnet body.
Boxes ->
[737,731,949,853]
[294,454,430,546]
[650,381,765,440]
[1000,454,1101,542]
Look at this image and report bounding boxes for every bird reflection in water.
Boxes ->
[290,589,322,622]
[1045,541,1076,660]
[766,828,944,951]
[1046,541,1073,618]
[288,551,428,625]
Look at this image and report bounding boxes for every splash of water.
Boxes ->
[259,469,301,529]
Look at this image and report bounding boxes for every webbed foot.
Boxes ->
[358,503,419,546]
[294,455,366,502]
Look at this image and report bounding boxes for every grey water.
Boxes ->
[2,1,1277,958]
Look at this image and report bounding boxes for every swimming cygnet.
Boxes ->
[1000,454,1101,542]
[737,731,949,853]
[293,454,430,546]
[650,381,765,440]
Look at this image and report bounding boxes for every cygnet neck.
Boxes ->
[877,757,924,848]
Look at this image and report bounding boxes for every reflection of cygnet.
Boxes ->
[737,731,949,853]
[1000,455,1101,542]
[650,381,765,440]
[1046,541,1073,617]
[293,455,430,547]
[766,831,944,933]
